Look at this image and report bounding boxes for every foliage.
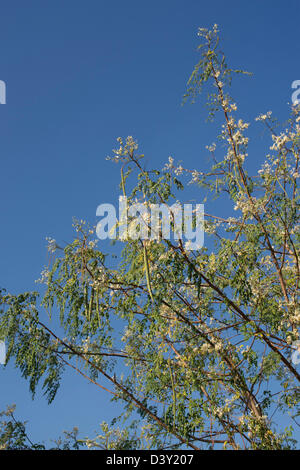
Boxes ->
[0,25,299,450]
[0,405,82,450]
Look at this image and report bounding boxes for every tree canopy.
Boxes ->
[1,25,299,450]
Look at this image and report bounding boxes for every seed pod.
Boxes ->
[88,287,94,322]
[121,167,126,197]
[168,358,176,430]
[96,288,101,328]
[143,241,154,303]
[84,284,89,318]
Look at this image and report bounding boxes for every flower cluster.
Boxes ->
[255,111,272,122]
[106,136,139,162]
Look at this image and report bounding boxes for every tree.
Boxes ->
[0,25,299,450]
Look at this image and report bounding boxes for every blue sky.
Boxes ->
[0,0,299,446]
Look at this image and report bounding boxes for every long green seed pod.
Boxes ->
[143,241,154,303]
[168,358,176,431]
[121,167,126,197]
[96,288,101,328]
[88,287,94,322]
[84,284,89,319]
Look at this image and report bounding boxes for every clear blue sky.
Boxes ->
[0,0,299,446]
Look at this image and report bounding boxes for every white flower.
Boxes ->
[174,165,183,175]
[163,156,174,171]
[35,267,50,284]
[270,132,290,150]
[46,237,57,253]
[184,240,194,251]
[206,143,216,152]
[255,111,272,122]
[88,240,98,248]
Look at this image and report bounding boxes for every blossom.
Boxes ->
[46,237,57,253]
[270,132,290,150]
[206,143,216,152]
[163,156,174,171]
[174,165,183,175]
[258,162,272,176]
[255,111,272,121]
[35,267,50,284]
